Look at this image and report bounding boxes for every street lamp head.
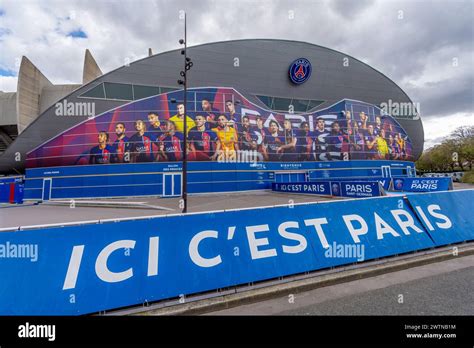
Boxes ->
[179,39,185,45]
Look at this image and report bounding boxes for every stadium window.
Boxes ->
[104,82,133,100]
[307,99,325,111]
[160,87,179,94]
[257,95,325,112]
[133,85,160,100]
[79,83,105,99]
[256,95,274,109]
[273,97,293,112]
[291,98,310,112]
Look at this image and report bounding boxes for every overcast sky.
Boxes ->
[0,0,472,149]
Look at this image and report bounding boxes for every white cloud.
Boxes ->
[0,76,18,92]
[0,0,472,151]
[423,112,474,149]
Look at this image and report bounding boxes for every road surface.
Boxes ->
[206,254,474,315]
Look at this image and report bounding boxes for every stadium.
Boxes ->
[4,39,472,319]
[0,39,424,200]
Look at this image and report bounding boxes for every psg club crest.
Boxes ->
[394,179,404,190]
[331,183,340,196]
[289,58,312,85]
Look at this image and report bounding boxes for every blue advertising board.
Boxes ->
[24,160,414,200]
[4,190,472,315]
[392,177,453,192]
[272,182,331,195]
[273,180,383,198]
[407,190,474,245]
[316,177,391,191]
[0,177,24,203]
[339,181,383,198]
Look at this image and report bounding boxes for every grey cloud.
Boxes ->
[329,0,376,17]
[1,0,472,138]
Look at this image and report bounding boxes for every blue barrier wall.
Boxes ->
[1,189,472,315]
[392,177,453,192]
[407,190,474,245]
[309,177,391,191]
[272,180,383,198]
[24,160,414,200]
[0,177,24,203]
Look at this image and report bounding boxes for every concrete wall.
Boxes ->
[39,84,82,114]
[16,56,53,133]
[0,92,17,126]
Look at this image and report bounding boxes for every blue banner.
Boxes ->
[272,182,331,195]
[322,177,391,191]
[0,181,24,204]
[339,181,383,198]
[0,193,456,315]
[272,180,383,198]
[407,189,474,245]
[25,160,413,200]
[392,177,453,192]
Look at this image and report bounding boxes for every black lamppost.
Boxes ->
[177,12,193,213]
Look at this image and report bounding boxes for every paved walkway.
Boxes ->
[0,191,337,230]
[207,254,474,315]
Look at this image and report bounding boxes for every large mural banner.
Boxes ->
[26,87,414,168]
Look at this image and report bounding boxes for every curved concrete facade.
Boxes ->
[0,39,424,174]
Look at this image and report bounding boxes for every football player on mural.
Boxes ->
[395,133,407,160]
[374,115,383,137]
[129,120,155,162]
[358,111,368,133]
[341,115,354,160]
[89,131,113,164]
[327,121,344,160]
[376,128,390,159]
[147,112,166,141]
[364,124,378,160]
[212,115,239,161]
[297,121,315,161]
[170,103,196,135]
[201,98,219,130]
[314,117,330,161]
[225,100,241,130]
[262,120,284,161]
[157,121,184,162]
[340,110,352,134]
[350,122,366,160]
[280,119,299,161]
[188,115,220,161]
[111,122,130,163]
[387,133,401,160]
[239,115,258,151]
[254,115,269,156]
